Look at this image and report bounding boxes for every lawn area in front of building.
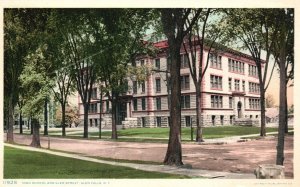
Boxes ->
[4,146,189,179]
[18,126,292,143]
[80,126,283,140]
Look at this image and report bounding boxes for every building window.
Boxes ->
[249,64,258,76]
[249,98,260,109]
[211,95,223,108]
[235,61,238,72]
[156,117,162,127]
[140,60,145,66]
[106,100,110,112]
[210,75,222,90]
[242,80,245,92]
[180,54,189,68]
[91,88,97,99]
[89,103,98,113]
[167,57,171,71]
[141,81,145,93]
[181,95,190,108]
[142,117,146,127]
[220,115,224,125]
[156,97,161,110]
[234,79,240,91]
[155,58,160,69]
[229,97,233,108]
[94,119,98,127]
[230,115,234,125]
[133,98,138,111]
[156,78,161,92]
[242,63,244,73]
[185,116,191,127]
[228,58,244,73]
[181,75,190,90]
[212,115,216,126]
[249,82,260,93]
[210,53,222,69]
[133,81,137,94]
[228,78,232,91]
[141,98,146,110]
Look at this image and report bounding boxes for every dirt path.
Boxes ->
[7,134,294,178]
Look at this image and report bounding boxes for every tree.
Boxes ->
[17,93,25,134]
[183,9,227,142]
[55,105,79,127]
[265,94,275,108]
[271,9,294,165]
[93,9,156,139]
[53,9,102,138]
[4,9,28,143]
[160,9,201,166]
[225,9,278,136]
[20,46,53,148]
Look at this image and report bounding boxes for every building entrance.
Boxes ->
[117,102,127,125]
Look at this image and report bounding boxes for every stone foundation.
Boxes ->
[122,117,138,129]
[235,118,259,127]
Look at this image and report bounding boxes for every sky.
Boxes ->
[266,61,294,107]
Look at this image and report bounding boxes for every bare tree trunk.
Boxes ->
[44,99,48,135]
[276,20,287,164]
[259,87,266,136]
[7,97,14,143]
[284,94,288,133]
[195,85,204,142]
[30,118,41,148]
[276,56,287,165]
[28,117,30,130]
[61,103,66,136]
[99,89,103,139]
[30,121,33,134]
[83,104,89,138]
[111,93,118,139]
[19,110,23,134]
[163,39,183,166]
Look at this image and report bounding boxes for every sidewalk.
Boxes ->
[4,143,255,179]
[197,131,286,144]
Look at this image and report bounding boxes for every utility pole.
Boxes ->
[44,99,48,135]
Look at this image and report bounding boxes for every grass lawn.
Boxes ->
[17,126,292,143]
[4,146,189,179]
[73,126,283,140]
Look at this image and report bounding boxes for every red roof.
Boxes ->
[153,40,168,49]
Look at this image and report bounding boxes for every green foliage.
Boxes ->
[4,9,28,106]
[20,46,54,118]
[95,9,156,96]
[4,146,188,179]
